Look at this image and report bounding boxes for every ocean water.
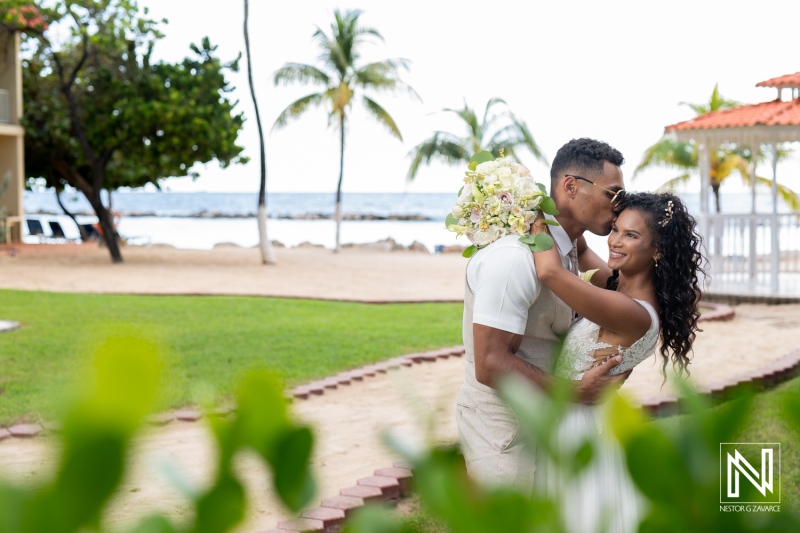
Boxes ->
[22,190,795,254]
[23,191,456,220]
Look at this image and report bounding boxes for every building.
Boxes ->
[0,5,45,243]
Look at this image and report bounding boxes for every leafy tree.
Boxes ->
[407,97,547,181]
[243,0,276,264]
[636,84,799,212]
[10,0,247,262]
[272,9,418,253]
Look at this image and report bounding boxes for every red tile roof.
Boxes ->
[756,72,800,89]
[665,99,800,132]
[3,5,47,32]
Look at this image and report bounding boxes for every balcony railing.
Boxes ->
[701,213,800,294]
[0,89,9,124]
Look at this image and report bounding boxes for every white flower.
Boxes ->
[497,170,514,189]
[475,161,498,174]
[517,165,530,177]
[451,205,463,218]
[523,210,537,228]
[458,186,473,204]
[470,231,492,246]
[496,191,513,207]
[526,196,543,210]
[470,209,482,224]
[518,177,538,194]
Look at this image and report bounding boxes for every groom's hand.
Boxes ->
[575,355,630,405]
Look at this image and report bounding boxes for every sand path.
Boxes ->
[1,245,800,530]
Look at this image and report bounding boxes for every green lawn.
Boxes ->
[0,289,463,424]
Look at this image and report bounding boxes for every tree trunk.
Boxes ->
[89,180,123,262]
[54,184,88,241]
[257,204,276,263]
[244,0,276,265]
[96,202,122,262]
[334,114,345,253]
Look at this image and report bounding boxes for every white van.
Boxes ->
[21,214,98,244]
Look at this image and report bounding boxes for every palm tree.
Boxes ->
[272,9,418,253]
[636,84,799,212]
[244,0,276,264]
[407,98,547,181]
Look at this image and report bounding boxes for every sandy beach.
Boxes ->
[0,243,467,302]
[1,243,799,531]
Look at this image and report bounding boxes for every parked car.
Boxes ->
[21,214,97,244]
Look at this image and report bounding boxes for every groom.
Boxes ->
[455,137,629,492]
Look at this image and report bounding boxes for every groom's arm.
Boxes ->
[473,324,628,404]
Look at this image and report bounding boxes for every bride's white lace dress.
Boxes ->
[534,299,660,533]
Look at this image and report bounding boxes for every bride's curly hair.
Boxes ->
[605,192,706,379]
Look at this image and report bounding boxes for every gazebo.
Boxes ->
[664,72,800,297]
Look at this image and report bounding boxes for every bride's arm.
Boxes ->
[531,226,650,338]
[576,236,613,288]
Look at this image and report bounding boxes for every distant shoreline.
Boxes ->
[26,210,436,221]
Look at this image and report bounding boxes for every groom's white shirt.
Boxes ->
[462,213,576,392]
[456,213,577,492]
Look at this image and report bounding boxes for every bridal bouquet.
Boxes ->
[445,151,560,258]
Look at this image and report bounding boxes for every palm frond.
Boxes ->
[634,137,697,176]
[406,131,470,180]
[271,92,326,131]
[311,26,331,55]
[486,116,547,164]
[755,178,800,212]
[655,173,693,192]
[273,63,331,87]
[443,102,481,142]
[362,96,402,141]
[355,26,384,41]
[716,153,751,184]
[680,83,738,116]
[482,97,507,130]
[354,59,420,101]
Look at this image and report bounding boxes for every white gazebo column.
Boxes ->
[697,141,711,259]
[770,144,780,293]
[749,144,759,282]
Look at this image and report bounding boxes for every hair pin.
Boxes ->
[660,200,674,227]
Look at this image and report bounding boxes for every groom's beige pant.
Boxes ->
[455,383,536,495]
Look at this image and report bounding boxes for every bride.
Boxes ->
[529,191,705,533]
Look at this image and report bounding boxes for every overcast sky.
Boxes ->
[137,0,800,195]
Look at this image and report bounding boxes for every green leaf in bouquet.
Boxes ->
[467,150,494,170]
[536,182,547,194]
[445,213,459,228]
[523,232,554,252]
[534,232,554,251]
[540,219,560,226]
[462,245,478,258]
[458,186,464,196]
[539,196,559,215]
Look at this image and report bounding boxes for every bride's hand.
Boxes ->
[530,218,564,282]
